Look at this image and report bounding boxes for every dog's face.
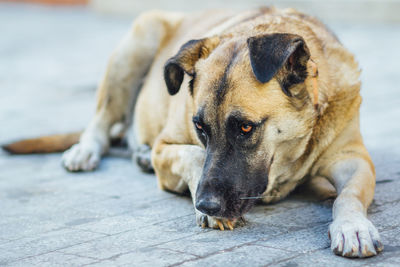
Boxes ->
[164,33,317,219]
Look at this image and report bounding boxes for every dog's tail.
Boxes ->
[2,132,81,154]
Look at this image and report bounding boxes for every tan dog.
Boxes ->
[3,7,383,258]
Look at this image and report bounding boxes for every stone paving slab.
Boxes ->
[10,251,96,267]
[0,3,399,267]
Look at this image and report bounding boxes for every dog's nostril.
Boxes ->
[195,199,221,216]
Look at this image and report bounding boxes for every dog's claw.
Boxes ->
[217,220,224,231]
[200,215,208,228]
[374,240,384,252]
[196,211,245,230]
[227,220,234,230]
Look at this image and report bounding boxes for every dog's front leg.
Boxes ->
[323,157,383,257]
[152,141,242,230]
[62,11,184,171]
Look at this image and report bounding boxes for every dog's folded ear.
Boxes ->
[247,33,310,97]
[164,36,220,95]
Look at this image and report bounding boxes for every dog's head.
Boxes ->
[164,33,318,219]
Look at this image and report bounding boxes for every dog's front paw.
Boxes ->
[62,141,103,172]
[195,211,245,231]
[329,215,383,258]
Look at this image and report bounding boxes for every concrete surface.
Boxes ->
[1,3,400,267]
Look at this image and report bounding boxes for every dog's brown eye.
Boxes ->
[241,124,253,133]
[195,122,203,130]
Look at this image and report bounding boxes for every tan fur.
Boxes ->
[4,7,382,257]
[147,8,365,201]
[141,8,381,257]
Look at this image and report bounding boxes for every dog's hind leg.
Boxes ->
[62,11,184,171]
[133,144,154,173]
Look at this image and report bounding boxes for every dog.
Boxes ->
[3,7,383,258]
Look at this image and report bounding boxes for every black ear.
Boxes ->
[247,33,310,97]
[164,37,220,95]
[164,60,185,96]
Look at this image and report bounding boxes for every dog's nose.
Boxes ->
[195,198,221,216]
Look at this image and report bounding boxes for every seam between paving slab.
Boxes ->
[76,204,400,266]
[165,225,326,266]
[3,234,109,264]
[3,192,396,265]
[4,194,398,265]
[5,218,306,265]
[263,247,331,267]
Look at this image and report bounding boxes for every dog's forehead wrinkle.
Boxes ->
[214,46,241,106]
[196,42,251,128]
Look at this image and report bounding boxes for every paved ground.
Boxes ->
[1,3,400,266]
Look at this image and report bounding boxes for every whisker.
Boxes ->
[240,193,281,200]
[240,196,264,200]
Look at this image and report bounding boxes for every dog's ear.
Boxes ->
[164,36,220,95]
[247,33,310,97]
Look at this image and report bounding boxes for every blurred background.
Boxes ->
[4,0,400,22]
[91,0,400,23]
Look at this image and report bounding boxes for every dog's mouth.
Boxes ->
[197,195,259,231]
[219,194,259,219]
